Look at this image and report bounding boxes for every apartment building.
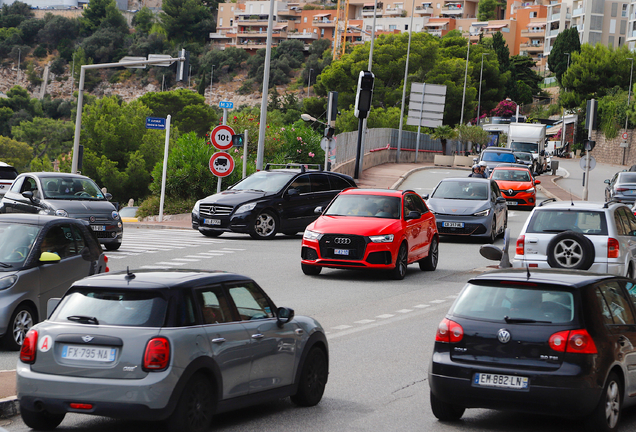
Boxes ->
[571,0,628,48]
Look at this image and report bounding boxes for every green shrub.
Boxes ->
[136,195,197,218]
[238,79,254,95]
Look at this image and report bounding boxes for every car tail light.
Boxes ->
[143,337,170,371]
[516,235,525,255]
[616,188,629,192]
[549,329,597,354]
[104,255,109,273]
[70,403,93,410]
[435,318,463,343]
[608,238,620,259]
[20,329,38,364]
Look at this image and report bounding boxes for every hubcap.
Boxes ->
[431,241,438,267]
[605,381,620,429]
[255,213,275,237]
[13,310,33,346]
[398,247,407,276]
[554,239,583,267]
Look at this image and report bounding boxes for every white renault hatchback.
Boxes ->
[513,200,636,277]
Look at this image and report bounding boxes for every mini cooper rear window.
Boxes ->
[526,210,608,235]
[53,289,168,327]
[451,283,575,324]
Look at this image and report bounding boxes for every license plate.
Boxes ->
[474,373,529,390]
[334,249,350,256]
[507,201,518,206]
[91,225,105,231]
[61,345,117,362]
[204,219,221,226]
[443,222,464,228]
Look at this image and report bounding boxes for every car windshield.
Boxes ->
[431,181,489,201]
[230,171,296,193]
[618,173,636,184]
[42,177,106,200]
[526,209,608,235]
[451,283,575,323]
[514,153,532,162]
[52,289,168,327]
[511,142,538,153]
[482,152,516,163]
[325,195,401,218]
[492,170,531,182]
[0,222,41,270]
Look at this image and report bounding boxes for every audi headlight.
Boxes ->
[524,188,535,193]
[55,209,69,217]
[369,234,394,243]
[473,209,490,217]
[0,275,17,291]
[236,202,257,214]
[303,229,323,241]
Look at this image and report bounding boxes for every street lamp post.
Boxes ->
[459,39,470,126]
[476,53,489,126]
[623,57,634,165]
[560,53,571,154]
[307,68,313,97]
[396,0,417,162]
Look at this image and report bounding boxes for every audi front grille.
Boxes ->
[199,204,233,217]
[318,234,367,260]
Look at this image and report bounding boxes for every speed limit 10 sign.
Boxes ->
[211,125,235,150]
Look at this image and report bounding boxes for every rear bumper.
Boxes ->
[512,259,623,276]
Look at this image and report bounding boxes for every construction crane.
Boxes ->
[332,0,350,61]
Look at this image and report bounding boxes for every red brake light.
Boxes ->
[616,188,629,192]
[516,235,525,255]
[143,337,170,370]
[103,255,109,263]
[20,329,38,364]
[608,238,620,259]
[548,330,569,352]
[70,403,93,410]
[435,318,463,343]
[549,329,597,354]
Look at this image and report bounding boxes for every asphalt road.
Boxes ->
[554,157,624,202]
[2,168,636,431]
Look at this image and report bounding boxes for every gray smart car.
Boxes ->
[17,270,329,432]
[0,172,123,250]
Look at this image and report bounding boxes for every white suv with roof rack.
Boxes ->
[513,199,636,277]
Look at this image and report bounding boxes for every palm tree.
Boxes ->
[431,125,458,155]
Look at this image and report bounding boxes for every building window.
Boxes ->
[220,17,223,26]
[231,6,234,11]
[389,24,397,30]
[220,6,223,11]
[314,28,317,33]
[609,35,615,47]
[405,24,408,30]
[622,4,628,17]
[304,17,307,23]
[321,28,324,37]
[619,36,624,46]
[530,11,537,18]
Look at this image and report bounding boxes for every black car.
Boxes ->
[192,164,357,239]
[429,269,636,432]
[0,172,123,250]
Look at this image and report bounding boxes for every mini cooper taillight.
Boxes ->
[435,318,463,343]
[143,337,170,371]
[20,329,38,364]
[549,329,597,354]
[516,235,525,255]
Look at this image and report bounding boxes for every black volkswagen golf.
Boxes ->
[429,269,636,432]
[192,164,356,239]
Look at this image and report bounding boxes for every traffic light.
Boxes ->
[176,49,190,82]
[584,139,596,151]
[354,71,375,119]
[232,134,244,147]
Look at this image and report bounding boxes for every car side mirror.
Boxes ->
[21,191,39,203]
[422,194,429,200]
[276,307,295,328]
[496,197,507,203]
[105,193,113,201]
[406,210,421,220]
[80,246,92,261]
[287,188,299,196]
[604,179,610,184]
[535,180,541,185]
[40,252,61,263]
[314,206,323,214]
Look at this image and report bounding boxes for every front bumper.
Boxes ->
[192,212,253,234]
[300,238,397,270]
[501,191,535,207]
[434,214,492,237]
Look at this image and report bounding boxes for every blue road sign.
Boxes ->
[146,117,166,130]
[219,101,234,109]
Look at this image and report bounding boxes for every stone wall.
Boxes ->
[590,130,636,167]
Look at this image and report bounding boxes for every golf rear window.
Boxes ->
[52,289,167,327]
[451,283,575,324]
[526,209,608,235]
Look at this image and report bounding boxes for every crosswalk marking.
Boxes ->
[154,261,187,266]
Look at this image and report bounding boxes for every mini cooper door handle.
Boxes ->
[211,338,226,343]
[252,334,264,339]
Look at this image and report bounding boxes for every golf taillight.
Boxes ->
[143,337,170,371]
[435,318,463,343]
[516,235,525,255]
[549,329,597,354]
[19,329,38,364]
[608,238,620,258]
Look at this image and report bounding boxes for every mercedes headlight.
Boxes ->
[0,275,17,291]
[303,229,323,241]
[236,202,257,214]
[55,209,69,217]
[369,234,394,243]
[192,200,201,215]
[473,209,490,217]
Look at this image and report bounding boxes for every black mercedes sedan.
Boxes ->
[429,269,636,432]
[0,173,123,250]
[192,164,356,239]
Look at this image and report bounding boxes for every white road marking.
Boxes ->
[354,319,375,324]
[172,258,200,262]
[446,295,458,299]
[429,300,446,304]
[414,304,431,308]
[396,309,413,313]
[332,325,352,330]
[376,314,394,319]
[223,248,246,251]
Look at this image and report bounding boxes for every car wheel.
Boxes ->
[104,242,121,251]
[291,347,328,407]
[20,406,65,430]
[301,263,322,276]
[390,243,408,280]
[546,231,595,270]
[198,228,223,238]
[586,373,622,432]
[419,237,438,271]
[627,264,634,279]
[167,372,215,432]
[249,210,278,239]
[2,305,35,351]
[430,391,465,421]
[488,219,497,244]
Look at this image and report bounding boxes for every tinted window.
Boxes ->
[526,210,608,235]
[310,174,331,193]
[9,177,24,193]
[615,209,629,236]
[20,177,40,197]
[329,175,353,191]
[53,289,168,327]
[69,225,86,256]
[0,167,17,180]
[42,177,105,200]
[625,281,636,309]
[492,170,531,182]
[617,207,636,236]
[227,282,274,320]
[432,181,488,200]
[618,173,636,183]
[41,225,74,259]
[451,283,574,323]
[289,174,311,194]
[597,281,636,325]
[197,285,234,324]
[482,152,516,163]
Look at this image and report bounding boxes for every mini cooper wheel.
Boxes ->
[167,373,215,432]
[21,406,65,430]
[430,391,465,421]
[199,228,223,238]
[546,231,595,270]
[390,244,408,280]
[291,347,328,407]
[301,263,322,276]
[419,237,438,271]
[249,210,278,239]
[586,373,622,432]
[3,304,35,351]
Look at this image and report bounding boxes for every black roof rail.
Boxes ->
[263,163,322,173]
[603,199,623,208]
[538,198,557,207]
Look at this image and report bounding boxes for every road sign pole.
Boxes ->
[159,115,171,222]
[583,99,595,201]
[242,129,248,179]
[223,108,227,126]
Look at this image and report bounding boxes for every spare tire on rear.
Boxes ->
[546,231,595,270]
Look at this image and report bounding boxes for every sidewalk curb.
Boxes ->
[391,165,470,190]
[124,223,192,230]
[0,397,18,419]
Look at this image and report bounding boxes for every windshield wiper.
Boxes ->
[0,262,12,268]
[504,316,552,324]
[67,315,99,325]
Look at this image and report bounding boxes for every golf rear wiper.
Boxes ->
[67,315,99,325]
[504,316,552,324]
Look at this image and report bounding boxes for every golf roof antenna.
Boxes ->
[125,266,135,280]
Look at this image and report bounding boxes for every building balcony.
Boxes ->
[415,6,434,15]
[209,32,233,39]
[441,6,463,14]
[572,7,583,16]
[631,29,636,38]
[573,24,584,32]
[229,41,280,49]
[236,16,271,24]
[426,30,442,36]
[312,19,335,27]
[288,32,319,40]
[384,7,403,15]
[520,29,546,38]
[236,30,287,38]
[520,42,544,52]
[549,28,559,36]
[550,13,561,21]
[362,8,382,17]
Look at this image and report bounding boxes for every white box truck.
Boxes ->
[507,123,548,174]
